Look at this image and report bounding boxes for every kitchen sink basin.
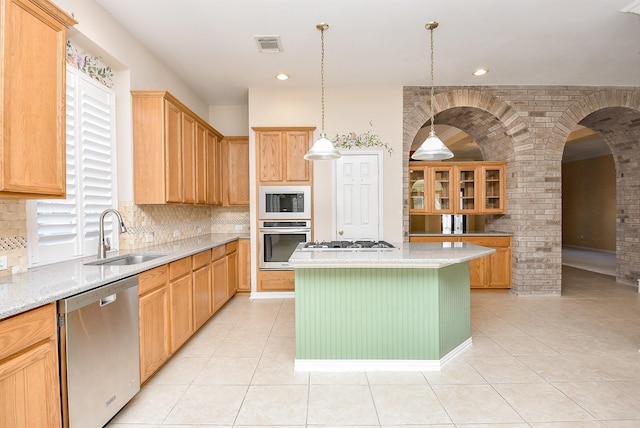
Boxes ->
[85,253,167,266]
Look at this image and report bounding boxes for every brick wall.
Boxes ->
[404,86,640,295]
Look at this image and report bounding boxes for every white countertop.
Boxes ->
[288,242,495,269]
[0,233,246,320]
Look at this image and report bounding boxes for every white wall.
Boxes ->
[248,86,404,243]
[209,105,250,136]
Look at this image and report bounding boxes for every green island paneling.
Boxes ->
[295,263,470,361]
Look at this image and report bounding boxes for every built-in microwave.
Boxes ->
[258,185,311,220]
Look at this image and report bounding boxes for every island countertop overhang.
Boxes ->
[288,242,495,269]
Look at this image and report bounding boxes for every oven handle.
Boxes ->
[259,228,311,234]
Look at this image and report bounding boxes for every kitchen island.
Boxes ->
[288,241,495,371]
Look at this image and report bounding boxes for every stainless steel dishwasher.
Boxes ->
[58,275,140,428]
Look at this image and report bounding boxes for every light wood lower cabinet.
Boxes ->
[0,303,62,427]
[238,238,250,292]
[169,257,194,353]
[258,269,295,291]
[192,250,212,330]
[138,265,170,384]
[409,235,512,289]
[226,241,238,296]
[211,245,228,312]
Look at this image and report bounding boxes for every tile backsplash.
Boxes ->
[0,199,249,277]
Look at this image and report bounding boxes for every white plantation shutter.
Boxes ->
[27,66,116,266]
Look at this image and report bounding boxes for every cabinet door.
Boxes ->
[226,251,238,297]
[211,256,228,311]
[481,165,505,213]
[206,130,220,205]
[0,0,74,197]
[489,246,512,288]
[139,285,170,383]
[223,138,249,206]
[238,239,251,292]
[469,256,488,287]
[408,167,427,212]
[0,339,62,427]
[169,274,193,352]
[257,131,283,182]
[285,131,311,182]
[182,112,196,204]
[429,166,454,213]
[164,99,183,203]
[456,166,479,213]
[195,122,207,204]
[193,263,212,329]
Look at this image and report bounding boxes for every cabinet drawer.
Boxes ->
[139,264,168,295]
[192,250,211,269]
[0,303,56,361]
[225,240,237,254]
[211,245,226,261]
[169,257,192,280]
[409,236,461,243]
[463,236,511,247]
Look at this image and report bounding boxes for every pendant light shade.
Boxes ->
[411,21,454,161]
[304,23,341,161]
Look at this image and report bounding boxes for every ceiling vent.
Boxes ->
[254,35,283,53]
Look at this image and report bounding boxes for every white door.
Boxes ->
[335,152,382,240]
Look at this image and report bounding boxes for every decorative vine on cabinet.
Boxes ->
[409,161,506,214]
[131,91,224,205]
[0,0,76,198]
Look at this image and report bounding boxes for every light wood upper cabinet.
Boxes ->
[206,130,221,205]
[254,127,315,185]
[0,0,76,198]
[0,303,62,427]
[409,161,506,214]
[132,90,224,205]
[221,137,249,206]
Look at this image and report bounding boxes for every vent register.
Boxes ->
[254,35,283,53]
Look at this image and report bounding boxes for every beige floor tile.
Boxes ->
[366,371,428,385]
[602,421,640,427]
[493,383,596,422]
[491,334,560,356]
[309,371,369,385]
[472,316,529,336]
[424,358,487,385]
[173,333,223,358]
[226,321,274,338]
[262,335,296,358]
[163,384,247,425]
[431,384,524,424]
[108,384,188,424]
[192,356,258,385]
[553,381,640,420]
[465,355,546,383]
[371,384,451,425]
[528,422,606,427]
[251,357,309,385]
[462,335,511,357]
[145,356,208,385]
[307,384,379,425]
[214,336,267,358]
[235,385,308,425]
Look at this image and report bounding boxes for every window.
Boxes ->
[27,66,117,266]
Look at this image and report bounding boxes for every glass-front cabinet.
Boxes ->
[408,161,506,214]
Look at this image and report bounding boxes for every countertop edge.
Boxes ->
[0,233,248,320]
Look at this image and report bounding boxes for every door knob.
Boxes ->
[338,230,344,235]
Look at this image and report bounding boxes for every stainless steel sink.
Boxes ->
[85,253,167,266]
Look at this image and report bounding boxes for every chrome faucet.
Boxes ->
[98,208,127,259]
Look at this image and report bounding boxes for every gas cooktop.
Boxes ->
[303,240,396,249]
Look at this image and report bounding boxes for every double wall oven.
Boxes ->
[258,186,311,270]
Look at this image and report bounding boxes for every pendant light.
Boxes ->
[304,23,341,161]
[411,21,454,161]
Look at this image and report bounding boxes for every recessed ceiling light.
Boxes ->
[472,68,489,76]
[276,73,289,81]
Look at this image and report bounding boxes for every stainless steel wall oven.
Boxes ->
[259,220,311,270]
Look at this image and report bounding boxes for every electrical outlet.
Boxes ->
[0,256,7,271]
[173,230,180,238]
[235,225,243,231]
[145,234,154,243]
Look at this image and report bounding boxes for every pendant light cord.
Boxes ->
[320,25,326,135]
[429,24,436,136]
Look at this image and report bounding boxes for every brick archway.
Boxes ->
[548,89,640,285]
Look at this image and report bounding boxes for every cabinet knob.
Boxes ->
[338,230,344,235]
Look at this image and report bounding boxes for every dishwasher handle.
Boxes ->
[100,294,117,306]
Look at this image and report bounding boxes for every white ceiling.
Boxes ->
[94,0,640,106]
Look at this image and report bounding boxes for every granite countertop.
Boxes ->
[0,233,248,320]
[409,232,513,237]
[288,241,495,269]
